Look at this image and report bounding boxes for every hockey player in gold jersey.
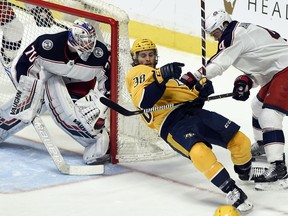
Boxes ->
[126,38,257,213]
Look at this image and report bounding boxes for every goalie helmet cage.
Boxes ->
[0,0,177,164]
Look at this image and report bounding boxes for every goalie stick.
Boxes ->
[32,116,104,175]
[100,92,234,116]
[1,66,104,175]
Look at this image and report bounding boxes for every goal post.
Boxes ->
[0,0,177,164]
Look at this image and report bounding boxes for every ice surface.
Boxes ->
[0,45,287,216]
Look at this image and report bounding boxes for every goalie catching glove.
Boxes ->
[75,89,108,135]
[232,75,253,101]
[44,76,109,145]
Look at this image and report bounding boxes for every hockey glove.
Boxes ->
[160,62,184,81]
[232,75,253,101]
[30,7,54,27]
[192,77,214,98]
[180,72,198,89]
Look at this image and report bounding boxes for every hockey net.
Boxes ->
[0,0,177,163]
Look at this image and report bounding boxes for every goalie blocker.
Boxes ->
[1,74,110,165]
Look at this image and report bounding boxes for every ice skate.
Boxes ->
[254,159,288,190]
[237,166,267,181]
[235,161,267,181]
[86,154,110,165]
[226,185,253,213]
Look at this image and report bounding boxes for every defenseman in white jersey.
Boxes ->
[181,9,288,189]
[0,19,111,165]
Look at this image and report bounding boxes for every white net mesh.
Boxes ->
[0,0,177,162]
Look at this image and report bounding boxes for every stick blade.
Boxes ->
[60,164,104,175]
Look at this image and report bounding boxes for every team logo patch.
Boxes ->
[42,40,53,50]
[93,47,104,58]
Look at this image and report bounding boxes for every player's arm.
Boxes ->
[94,42,111,98]
[142,62,184,108]
[204,43,243,79]
[205,28,248,79]
[14,36,43,82]
[127,63,184,109]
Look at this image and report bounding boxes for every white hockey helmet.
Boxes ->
[205,9,232,34]
[68,20,97,61]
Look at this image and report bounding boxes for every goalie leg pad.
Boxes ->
[9,75,45,123]
[44,76,108,148]
[83,128,110,165]
[0,98,29,142]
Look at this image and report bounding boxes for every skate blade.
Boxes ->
[237,200,254,214]
[252,155,267,162]
[255,178,288,191]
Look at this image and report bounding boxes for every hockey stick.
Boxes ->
[32,116,104,175]
[100,92,234,116]
[1,66,104,175]
[200,0,206,75]
[9,2,69,30]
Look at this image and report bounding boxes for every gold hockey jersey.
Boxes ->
[126,64,199,131]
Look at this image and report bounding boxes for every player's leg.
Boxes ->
[251,96,265,158]
[189,109,258,181]
[164,112,252,212]
[189,142,252,212]
[253,108,287,183]
[227,131,254,180]
[44,76,110,164]
[0,97,29,143]
[0,74,42,142]
[252,72,288,186]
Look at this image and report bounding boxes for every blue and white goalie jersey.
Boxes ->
[11,31,111,97]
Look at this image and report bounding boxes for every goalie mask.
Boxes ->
[68,20,97,61]
[131,38,158,67]
[205,9,232,35]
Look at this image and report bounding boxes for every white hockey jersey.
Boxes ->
[205,21,288,87]
[11,31,111,97]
